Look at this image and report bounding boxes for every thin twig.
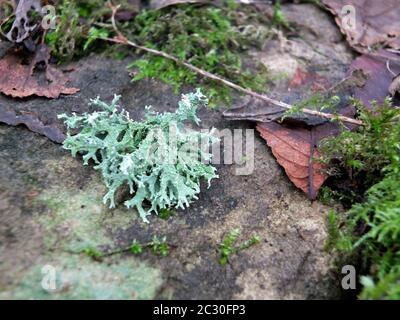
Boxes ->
[387,48,400,55]
[386,60,397,77]
[102,1,363,126]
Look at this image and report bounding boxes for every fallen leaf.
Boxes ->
[223,69,367,126]
[4,0,42,45]
[288,67,331,91]
[0,109,65,143]
[0,55,125,145]
[322,0,400,53]
[225,70,367,199]
[257,122,338,199]
[349,50,400,107]
[0,47,79,98]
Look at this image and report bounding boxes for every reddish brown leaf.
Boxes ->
[322,0,400,53]
[288,67,330,91]
[0,48,79,99]
[349,50,400,107]
[0,109,65,143]
[289,68,309,88]
[0,55,129,144]
[252,60,396,199]
[257,122,339,199]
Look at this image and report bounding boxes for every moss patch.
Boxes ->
[127,4,270,106]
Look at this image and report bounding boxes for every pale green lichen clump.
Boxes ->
[59,89,218,223]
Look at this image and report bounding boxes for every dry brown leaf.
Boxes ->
[4,0,41,44]
[257,122,335,199]
[322,0,400,52]
[252,56,399,199]
[224,69,367,126]
[0,47,79,98]
[225,69,367,199]
[349,50,400,107]
[0,109,65,143]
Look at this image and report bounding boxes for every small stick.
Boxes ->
[102,1,363,126]
[386,60,397,77]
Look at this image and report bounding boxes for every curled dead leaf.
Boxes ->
[257,122,338,199]
[322,0,400,53]
[349,50,400,107]
[225,69,368,198]
[0,109,65,143]
[0,46,79,99]
[3,0,42,50]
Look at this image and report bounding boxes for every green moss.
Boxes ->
[84,246,103,259]
[319,98,399,189]
[158,208,175,220]
[150,236,170,257]
[130,240,143,255]
[272,1,290,29]
[45,0,110,61]
[79,236,171,259]
[0,1,14,27]
[321,98,400,299]
[360,271,400,300]
[126,3,270,106]
[45,1,272,104]
[218,229,260,266]
[45,1,85,61]
[324,210,352,252]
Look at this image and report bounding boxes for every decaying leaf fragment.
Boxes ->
[0,46,79,98]
[4,0,42,48]
[322,0,400,52]
[349,50,400,107]
[225,69,368,198]
[0,109,65,143]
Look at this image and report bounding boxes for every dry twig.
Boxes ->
[101,1,363,126]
